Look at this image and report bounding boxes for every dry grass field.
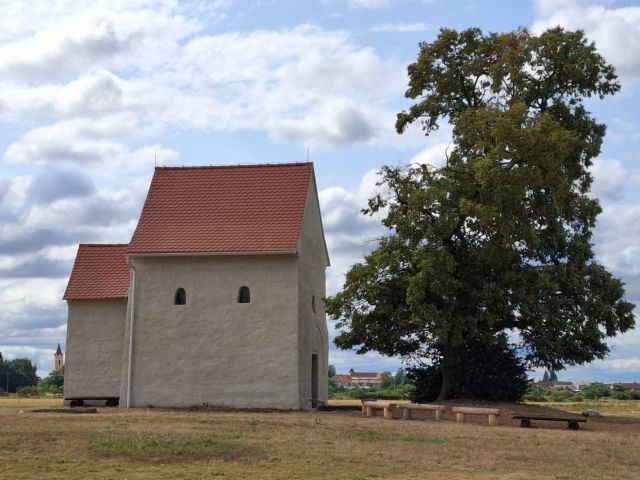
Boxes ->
[1,397,639,480]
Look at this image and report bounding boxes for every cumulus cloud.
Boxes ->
[27,169,95,204]
[0,7,199,83]
[589,158,640,201]
[163,24,404,145]
[409,141,451,168]
[533,0,640,86]
[0,71,141,118]
[0,16,409,156]
[594,204,640,277]
[370,22,433,33]
[269,100,373,146]
[320,169,388,295]
[0,254,72,279]
[5,115,176,167]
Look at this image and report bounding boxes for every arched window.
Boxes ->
[237,286,250,303]
[174,288,186,305]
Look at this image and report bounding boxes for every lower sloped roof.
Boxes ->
[63,244,129,300]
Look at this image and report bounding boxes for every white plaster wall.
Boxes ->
[297,177,330,409]
[65,300,127,399]
[121,255,300,408]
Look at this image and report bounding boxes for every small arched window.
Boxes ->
[174,288,186,305]
[237,286,250,303]
[312,295,317,313]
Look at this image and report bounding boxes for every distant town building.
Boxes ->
[616,382,640,391]
[331,374,353,388]
[332,371,387,389]
[54,344,64,371]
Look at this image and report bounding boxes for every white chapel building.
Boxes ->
[63,163,330,409]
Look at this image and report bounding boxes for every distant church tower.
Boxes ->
[54,344,64,371]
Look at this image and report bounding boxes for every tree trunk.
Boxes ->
[437,345,460,402]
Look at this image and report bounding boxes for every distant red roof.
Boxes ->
[350,372,381,379]
[63,244,129,300]
[127,163,313,254]
[620,382,640,390]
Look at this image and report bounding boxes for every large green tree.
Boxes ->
[3,358,39,393]
[326,27,635,400]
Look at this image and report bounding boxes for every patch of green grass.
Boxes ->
[92,432,265,462]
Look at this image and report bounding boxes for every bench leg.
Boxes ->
[456,413,464,423]
[402,409,411,420]
[384,407,394,419]
[362,405,367,414]
[488,414,497,426]
[435,410,442,421]
[568,421,580,430]
[520,419,531,428]
[366,406,375,417]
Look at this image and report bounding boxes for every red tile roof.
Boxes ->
[620,382,640,390]
[127,163,314,254]
[64,244,129,300]
[350,372,382,379]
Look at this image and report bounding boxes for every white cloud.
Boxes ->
[589,158,640,200]
[347,0,390,7]
[595,204,640,277]
[269,100,373,146]
[409,141,450,169]
[533,0,640,85]
[0,18,411,156]
[0,5,201,82]
[166,25,404,145]
[370,22,433,33]
[4,115,176,167]
[320,169,387,294]
[0,71,145,118]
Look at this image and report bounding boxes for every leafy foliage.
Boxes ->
[0,356,39,393]
[326,27,635,400]
[39,367,64,395]
[328,384,414,400]
[580,382,611,400]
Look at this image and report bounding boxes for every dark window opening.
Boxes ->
[175,288,186,305]
[238,286,250,303]
[312,295,317,313]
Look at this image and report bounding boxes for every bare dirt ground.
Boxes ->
[1,397,639,480]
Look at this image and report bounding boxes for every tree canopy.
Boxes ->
[325,27,635,400]
[0,354,39,393]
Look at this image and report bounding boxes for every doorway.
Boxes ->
[311,353,318,408]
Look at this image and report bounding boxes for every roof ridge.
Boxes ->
[155,162,312,170]
[80,243,129,247]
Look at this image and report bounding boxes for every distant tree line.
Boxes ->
[0,352,64,396]
[0,352,39,393]
[524,382,640,402]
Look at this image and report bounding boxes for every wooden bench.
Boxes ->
[451,406,501,425]
[512,415,586,430]
[360,398,377,414]
[399,403,448,421]
[362,401,397,419]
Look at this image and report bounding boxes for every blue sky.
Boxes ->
[1,0,640,383]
